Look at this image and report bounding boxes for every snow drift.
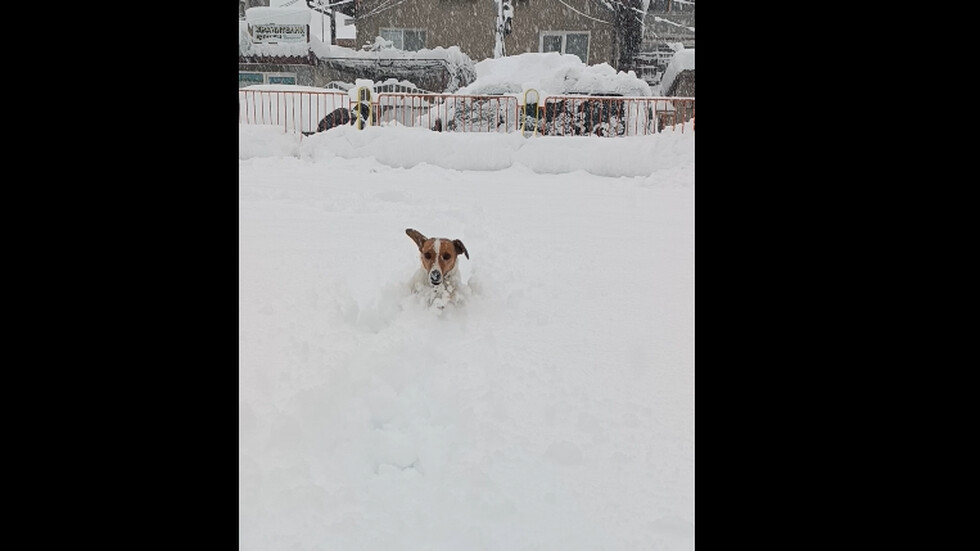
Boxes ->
[240,113,694,550]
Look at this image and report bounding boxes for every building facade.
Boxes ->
[642,0,695,50]
[354,0,621,67]
[631,1,694,86]
[240,0,270,20]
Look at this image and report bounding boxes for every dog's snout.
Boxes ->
[429,270,442,285]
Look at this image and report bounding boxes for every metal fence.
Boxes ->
[239,88,694,136]
[532,96,694,136]
[374,93,521,133]
[238,89,349,134]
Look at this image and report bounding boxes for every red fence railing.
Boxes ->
[239,89,695,137]
[238,89,349,133]
[375,93,521,133]
[534,96,695,136]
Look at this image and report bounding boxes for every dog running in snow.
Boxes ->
[406,228,469,308]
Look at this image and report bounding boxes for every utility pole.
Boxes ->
[494,0,512,58]
[309,0,349,45]
[494,0,504,58]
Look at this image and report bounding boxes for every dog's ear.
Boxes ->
[406,228,427,250]
[453,239,469,259]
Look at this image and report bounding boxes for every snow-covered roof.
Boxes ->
[245,7,311,26]
[660,49,694,95]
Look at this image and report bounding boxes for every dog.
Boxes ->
[405,228,469,308]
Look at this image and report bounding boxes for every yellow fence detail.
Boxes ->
[520,89,541,136]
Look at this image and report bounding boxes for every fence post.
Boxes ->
[354,86,372,130]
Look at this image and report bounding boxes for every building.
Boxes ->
[240,2,400,89]
[642,1,695,50]
[632,0,695,87]
[240,0,269,20]
[354,0,623,68]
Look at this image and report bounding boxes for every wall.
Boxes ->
[642,3,695,49]
[507,0,616,66]
[356,0,617,67]
[240,0,270,19]
[356,0,494,58]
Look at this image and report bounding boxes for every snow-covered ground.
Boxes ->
[240,57,695,551]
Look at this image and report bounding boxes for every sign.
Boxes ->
[251,23,307,43]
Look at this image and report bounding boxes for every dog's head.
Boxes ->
[406,228,469,286]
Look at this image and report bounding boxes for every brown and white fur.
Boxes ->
[406,228,469,308]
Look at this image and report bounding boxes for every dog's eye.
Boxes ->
[424,252,432,259]
[442,253,451,260]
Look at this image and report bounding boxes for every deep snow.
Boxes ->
[240,54,694,551]
[240,123,694,549]
[458,51,653,97]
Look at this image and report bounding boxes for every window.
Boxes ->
[238,72,297,88]
[239,72,263,87]
[542,35,561,53]
[267,74,297,85]
[540,31,589,63]
[379,28,427,51]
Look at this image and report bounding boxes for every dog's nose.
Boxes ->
[429,270,442,285]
